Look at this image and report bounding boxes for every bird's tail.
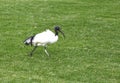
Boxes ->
[24,35,35,46]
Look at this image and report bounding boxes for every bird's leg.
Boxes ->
[30,46,37,56]
[44,46,49,56]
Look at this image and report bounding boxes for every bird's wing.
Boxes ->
[33,30,54,43]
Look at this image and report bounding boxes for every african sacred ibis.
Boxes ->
[24,26,65,56]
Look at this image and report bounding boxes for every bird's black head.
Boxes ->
[54,26,65,38]
[55,26,60,31]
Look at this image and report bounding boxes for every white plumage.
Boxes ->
[32,29,58,46]
[24,26,65,56]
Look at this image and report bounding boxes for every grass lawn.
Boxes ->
[0,0,120,83]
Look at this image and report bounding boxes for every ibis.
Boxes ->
[24,26,65,56]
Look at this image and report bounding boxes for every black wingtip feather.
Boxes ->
[24,35,35,46]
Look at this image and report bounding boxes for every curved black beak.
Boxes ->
[59,30,65,38]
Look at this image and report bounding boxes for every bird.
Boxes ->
[24,26,65,56]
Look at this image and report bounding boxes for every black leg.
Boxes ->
[30,46,37,56]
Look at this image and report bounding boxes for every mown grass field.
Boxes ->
[0,0,120,83]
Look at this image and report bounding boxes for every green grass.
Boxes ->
[0,0,120,83]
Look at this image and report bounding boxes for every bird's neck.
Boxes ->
[55,31,58,36]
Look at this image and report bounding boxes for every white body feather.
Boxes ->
[32,29,58,46]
